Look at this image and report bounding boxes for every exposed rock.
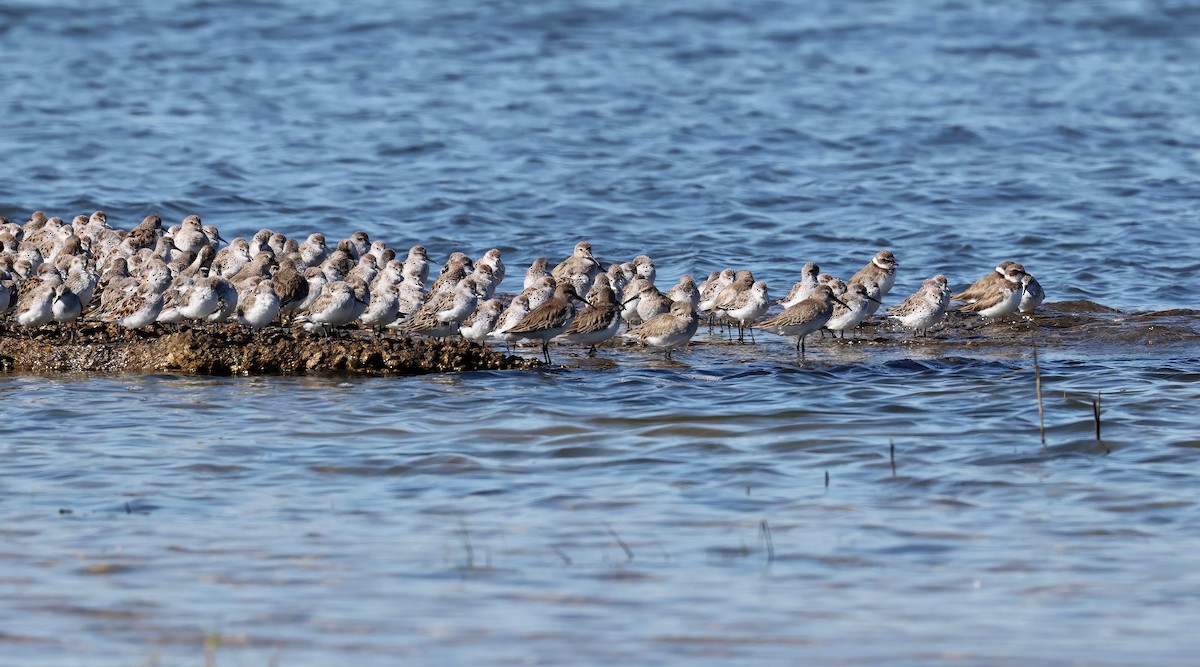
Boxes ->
[0,323,538,375]
[1,301,1195,375]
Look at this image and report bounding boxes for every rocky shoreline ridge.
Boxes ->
[0,323,537,375]
[1,300,1195,375]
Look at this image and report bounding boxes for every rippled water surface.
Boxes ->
[3,0,1200,664]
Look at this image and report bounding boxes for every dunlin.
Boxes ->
[630,254,656,282]
[826,282,880,338]
[403,280,478,339]
[561,280,622,355]
[477,248,505,286]
[713,270,754,315]
[698,268,735,313]
[0,280,13,318]
[503,282,584,364]
[551,241,602,284]
[205,276,240,324]
[170,215,210,255]
[758,284,847,354]
[624,300,699,359]
[635,282,673,324]
[212,238,251,279]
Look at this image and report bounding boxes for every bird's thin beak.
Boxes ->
[866,294,882,304]
[833,297,849,308]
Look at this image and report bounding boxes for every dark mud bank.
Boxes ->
[0,324,538,375]
[1,301,1195,375]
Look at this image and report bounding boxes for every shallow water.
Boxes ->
[3,0,1200,664]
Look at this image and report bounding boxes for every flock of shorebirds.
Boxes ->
[0,211,1046,363]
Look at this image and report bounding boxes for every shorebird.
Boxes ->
[560,279,622,355]
[343,230,371,260]
[524,257,550,290]
[551,241,602,285]
[476,248,505,286]
[780,262,820,308]
[167,215,208,255]
[402,245,430,285]
[63,256,98,309]
[202,275,239,324]
[848,250,899,297]
[889,274,951,336]
[358,282,401,337]
[298,233,329,268]
[503,282,584,364]
[619,276,654,325]
[345,276,372,322]
[297,281,358,336]
[272,262,308,322]
[952,261,1022,302]
[490,293,533,350]
[698,268,736,331]
[15,279,56,329]
[1019,272,1045,314]
[628,254,656,282]
[51,284,82,325]
[826,282,881,339]
[103,281,165,330]
[713,270,754,314]
[665,274,700,311]
[459,298,504,346]
[236,280,282,331]
[212,238,251,278]
[758,284,847,354]
[0,280,13,318]
[624,300,699,360]
[717,279,770,342]
[635,282,673,324]
[403,280,478,339]
[429,257,471,294]
[230,253,274,285]
[959,264,1028,319]
[178,275,224,322]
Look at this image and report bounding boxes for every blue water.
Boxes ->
[2,0,1200,664]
